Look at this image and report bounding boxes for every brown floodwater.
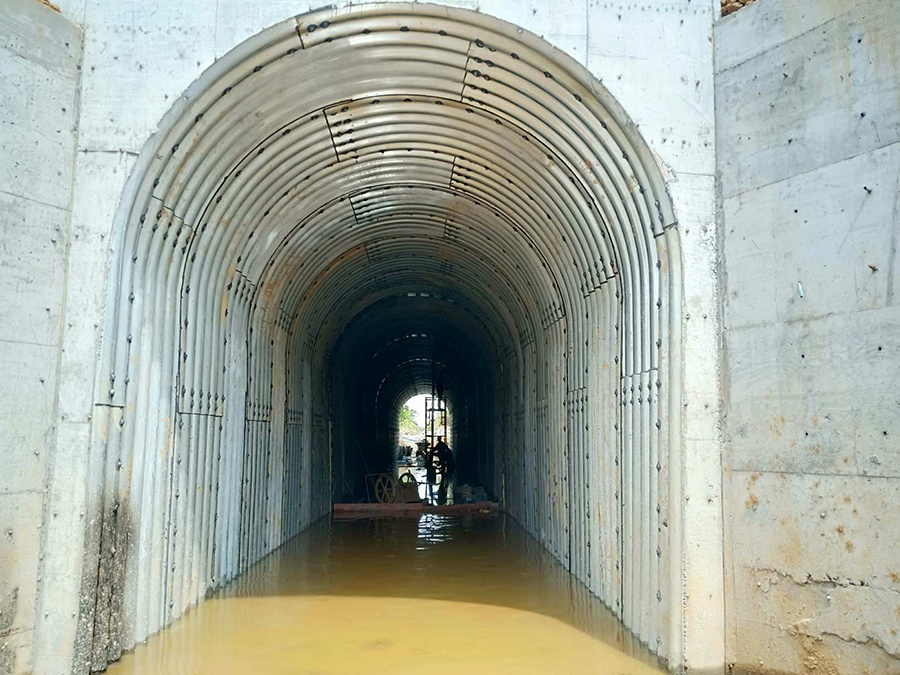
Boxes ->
[106,513,666,675]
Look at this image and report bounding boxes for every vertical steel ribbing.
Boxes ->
[82,7,683,672]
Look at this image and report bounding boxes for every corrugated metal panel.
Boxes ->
[78,4,684,673]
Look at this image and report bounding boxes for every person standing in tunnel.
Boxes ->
[435,375,445,405]
[434,436,455,504]
[434,436,454,478]
[425,444,437,503]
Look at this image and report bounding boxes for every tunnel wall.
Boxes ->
[15,2,724,674]
[715,1,900,673]
[0,3,82,674]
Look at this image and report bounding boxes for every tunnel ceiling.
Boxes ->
[89,4,684,673]
[114,2,675,378]
[335,295,495,406]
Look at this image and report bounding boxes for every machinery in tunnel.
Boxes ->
[68,4,690,673]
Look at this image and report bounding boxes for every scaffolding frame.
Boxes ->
[424,396,446,449]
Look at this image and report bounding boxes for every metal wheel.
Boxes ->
[374,474,397,503]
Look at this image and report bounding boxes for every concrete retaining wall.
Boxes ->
[716,1,900,672]
[2,0,894,672]
[0,2,82,674]
[4,0,723,673]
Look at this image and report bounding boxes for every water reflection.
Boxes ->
[107,514,665,675]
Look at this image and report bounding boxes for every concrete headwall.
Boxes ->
[0,2,83,674]
[28,1,721,673]
[716,1,900,673]
[3,0,896,672]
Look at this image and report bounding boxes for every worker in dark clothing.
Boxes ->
[434,437,454,478]
[435,377,445,405]
[434,436,454,505]
[425,446,437,503]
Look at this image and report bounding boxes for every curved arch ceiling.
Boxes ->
[82,4,684,673]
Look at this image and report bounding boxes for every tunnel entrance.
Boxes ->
[79,4,686,673]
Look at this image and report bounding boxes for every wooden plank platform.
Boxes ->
[332,502,498,518]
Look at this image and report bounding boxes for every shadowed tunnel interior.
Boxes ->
[81,4,684,673]
[331,293,497,499]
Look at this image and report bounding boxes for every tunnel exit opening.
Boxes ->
[396,394,425,473]
[64,4,701,673]
[394,393,464,506]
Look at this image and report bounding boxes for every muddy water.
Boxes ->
[107,514,665,675]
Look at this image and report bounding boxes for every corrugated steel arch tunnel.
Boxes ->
[83,2,685,672]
